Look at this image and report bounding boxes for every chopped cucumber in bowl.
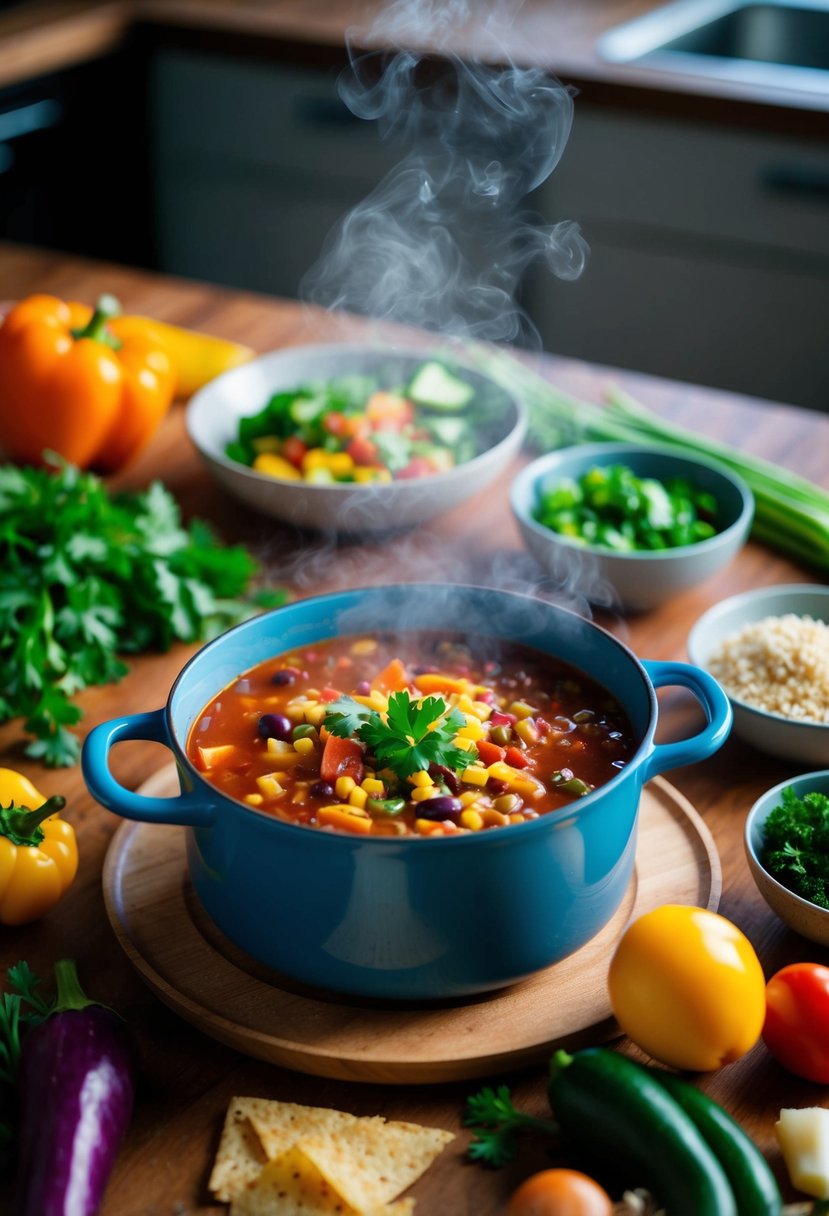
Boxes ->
[510,441,753,612]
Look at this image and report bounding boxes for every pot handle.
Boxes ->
[82,709,216,828]
[640,660,732,782]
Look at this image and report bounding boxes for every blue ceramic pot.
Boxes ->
[82,584,731,1000]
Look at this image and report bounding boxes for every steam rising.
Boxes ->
[300,0,588,346]
[263,0,615,618]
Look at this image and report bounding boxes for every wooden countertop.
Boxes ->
[1,0,828,135]
[1,241,829,1214]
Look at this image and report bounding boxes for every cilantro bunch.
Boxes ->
[0,461,280,766]
[324,690,471,780]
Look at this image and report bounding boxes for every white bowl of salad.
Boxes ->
[186,343,526,533]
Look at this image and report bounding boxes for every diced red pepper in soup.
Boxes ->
[185,633,637,837]
[320,735,365,784]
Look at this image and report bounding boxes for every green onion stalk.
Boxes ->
[470,344,829,571]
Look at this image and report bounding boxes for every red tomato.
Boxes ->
[346,435,379,467]
[397,456,434,480]
[323,410,349,437]
[762,962,829,1083]
[280,435,308,468]
[507,1169,614,1216]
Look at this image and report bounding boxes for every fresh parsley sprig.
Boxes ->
[463,1084,558,1167]
[324,690,472,781]
[0,460,285,765]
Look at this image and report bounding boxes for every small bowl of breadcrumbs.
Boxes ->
[688,584,829,765]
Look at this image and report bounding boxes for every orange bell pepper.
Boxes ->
[0,767,78,926]
[0,293,175,471]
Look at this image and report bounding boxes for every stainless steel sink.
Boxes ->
[598,0,829,95]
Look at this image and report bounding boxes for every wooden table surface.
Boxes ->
[1,242,828,1215]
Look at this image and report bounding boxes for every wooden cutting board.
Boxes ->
[103,766,720,1084]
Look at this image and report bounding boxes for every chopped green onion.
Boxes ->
[469,345,829,571]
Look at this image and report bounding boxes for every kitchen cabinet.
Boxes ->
[150,48,401,301]
[523,106,829,411]
[0,53,153,266]
[151,47,829,410]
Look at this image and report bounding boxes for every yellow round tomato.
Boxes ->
[507,1169,614,1216]
[607,904,766,1070]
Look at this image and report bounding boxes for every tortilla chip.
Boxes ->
[208,1098,269,1203]
[213,1096,453,1213]
[299,1120,454,1211]
[228,1145,416,1216]
[244,1098,364,1161]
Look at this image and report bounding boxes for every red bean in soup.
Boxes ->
[186,633,637,837]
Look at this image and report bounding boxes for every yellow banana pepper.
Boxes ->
[0,768,78,926]
[109,315,254,399]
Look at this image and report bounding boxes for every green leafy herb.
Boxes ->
[6,962,53,1021]
[0,460,286,766]
[761,786,829,909]
[0,962,52,1171]
[0,995,23,1089]
[324,690,471,780]
[322,697,376,738]
[463,1084,557,1168]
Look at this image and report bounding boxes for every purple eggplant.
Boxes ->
[16,959,135,1216]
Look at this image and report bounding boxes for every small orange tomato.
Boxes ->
[507,1169,614,1216]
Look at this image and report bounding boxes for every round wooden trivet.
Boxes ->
[103,767,720,1084]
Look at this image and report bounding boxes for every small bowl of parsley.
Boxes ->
[745,770,829,946]
[510,442,753,612]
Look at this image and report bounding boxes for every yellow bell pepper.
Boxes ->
[108,314,254,399]
[0,768,78,926]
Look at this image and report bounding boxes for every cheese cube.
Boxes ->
[776,1107,829,1198]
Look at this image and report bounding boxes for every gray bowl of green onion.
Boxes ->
[510,442,753,612]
